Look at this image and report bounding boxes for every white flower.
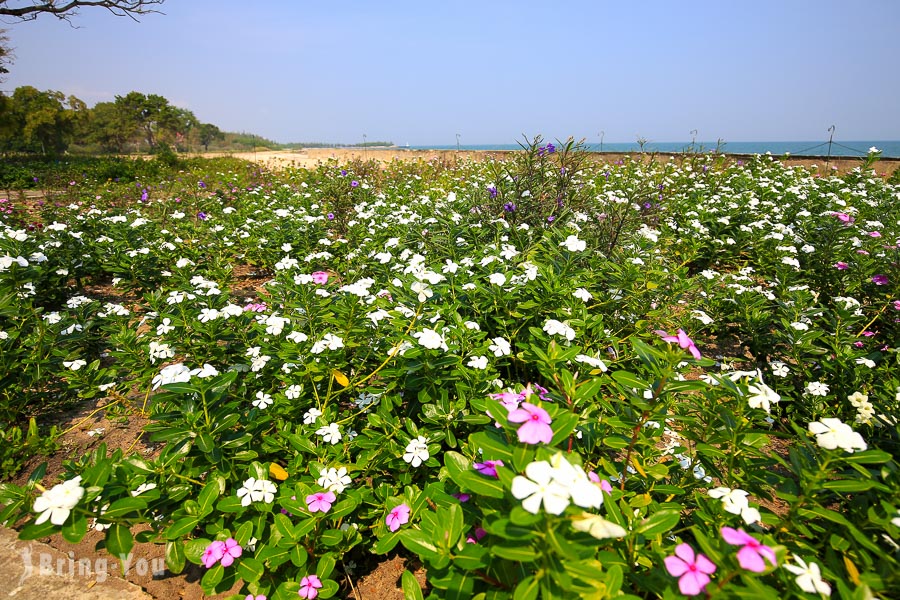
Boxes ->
[511,461,571,515]
[311,333,344,354]
[316,422,342,445]
[413,328,448,351]
[543,319,576,341]
[303,407,322,424]
[488,272,506,286]
[148,341,174,364]
[63,359,87,371]
[253,391,273,410]
[571,513,627,539]
[190,363,220,379]
[574,354,607,371]
[151,363,191,390]
[854,357,875,369]
[560,235,586,252]
[286,330,308,343]
[489,337,511,357]
[808,418,867,452]
[317,467,352,494]
[746,380,780,414]
[33,476,85,525]
[770,362,789,377]
[131,483,157,497]
[573,288,592,302]
[403,436,430,467]
[236,477,277,506]
[156,318,175,336]
[198,308,220,323]
[805,381,829,396]
[410,281,433,302]
[707,487,760,524]
[784,557,831,596]
[285,384,302,400]
[691,310,714,325]
[463,321,480,330]
[467,355,488,370]
[548,453,603,509]
[790,321,809,331]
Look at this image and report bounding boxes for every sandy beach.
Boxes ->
[224,147,900,177]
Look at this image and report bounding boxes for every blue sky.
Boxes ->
[2,0,898,144]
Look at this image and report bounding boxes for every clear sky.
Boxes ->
[2,0,898,145]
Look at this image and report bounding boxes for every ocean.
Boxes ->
[409,141,900,158]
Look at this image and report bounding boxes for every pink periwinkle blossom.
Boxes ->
[219,537,243,567]
[453,493,470,502]
[473,460,504,478]
[721,527,776,572]
[245,595,266,600]
[656,329,702,360]
[298,574,323,599]
[306,491,336,513]
[312,271,329,284]
[588,471,614,493]
[893,300,900,311]
[834,261,849,270]
[507,402,553,444]
[664,543,717,596]
[831,212,853,224]
[872,274,889,286]
[202,540,225,568]
[386,503,411,532]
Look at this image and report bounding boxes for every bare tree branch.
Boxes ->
[0,1,165,23]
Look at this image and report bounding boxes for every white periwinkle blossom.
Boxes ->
[573,288,592,302]
[560,235,586,252]
[316,422,343,445]
[489,337,511,357]
[151,363,192,390]
[511,453,603,515]
[252,392,273,410]
[707,487,761,525]
[805,381,829,397]
[311,333,344,354]
[413,328,448,351]
[403,436,430,467]
[33,476,85,525]
[236,477,277,506]
[317,466,352,494]
[808,418,867,453]
[467,355,489,370]
[543,319,576,341]
[783,557,832,596]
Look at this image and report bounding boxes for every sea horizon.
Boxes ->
[406,140,900,158]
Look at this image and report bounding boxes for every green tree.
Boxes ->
[198,122,223,151]
[113,91,194,152]
[1,86,84,155]
[79,100,131,153]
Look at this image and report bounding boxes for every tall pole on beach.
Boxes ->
[599,130,605,153]
[456,133,461,153]
[826,125,835,169]
[363,133,367,162]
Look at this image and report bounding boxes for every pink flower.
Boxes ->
[246,595,266,600]
[664,543,717,596]
[202,540,225,568]
[853,341,865,348]
[466,527,487,544]
[656,329,702,360]
[721,527,776,572]
[872,274,889,286]
[834,261,849,270]
[868,231,882,237]
[306,491,336,513]
[386,503,411,532]
[311,271,329,284]
[507,402,553,444]
[588,471,613,493]
[473,460,504,477]
[298,574,323,599]
[219,537,242,567]
[893,300,900,311]
[831,212,853,224]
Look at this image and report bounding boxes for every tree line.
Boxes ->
[0,87,230,155]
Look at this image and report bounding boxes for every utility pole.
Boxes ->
[599,130,605,153]
[456,133,461,153]
[826,125,835,169]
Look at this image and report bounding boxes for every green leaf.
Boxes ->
[513,575,540,600]
[236,557,264,583]
[636,509,681,536]
[274,513,297,542]
[319,529,343,547]
[61,514,88,543]
[821,479,876,492]
[102,496,147,519]
[842,449,892,464]
[317,552,336,578]
[200,562,224,592]
[166,540,186,574]
[492,544,538,562]
[197,479,221,516]
[105,524,134,558]
[165,516,200,540]
[402,570,425,600]
[400,529,440,560]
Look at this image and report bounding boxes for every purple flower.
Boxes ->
[503,202,516,213]
[721,527,776,572]
[197,212,208,220]
[198,181,207,189]
[872,274,889,285]
[473,460,504,478]
[664,543,716,596]
[219,538,242,567]
[202,540,225,568]
[547,216,555,223]
[327,212,335,220]
[141,189,148,201]
[507,402,553,444]
[351,180,359,188]
[466,527,487,544]
[831,211,853,224]
[834,262,849,270]
[656,329,702,360]
[306,491,336,513]
[453,493,470,502]
[386,503,411,532]
[546,143,556,153]
[298,574,323,599]
[340,169,347,176]
[487,185,498,199]
[312,271,329,284]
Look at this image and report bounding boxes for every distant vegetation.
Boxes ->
[0,85,393,156]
